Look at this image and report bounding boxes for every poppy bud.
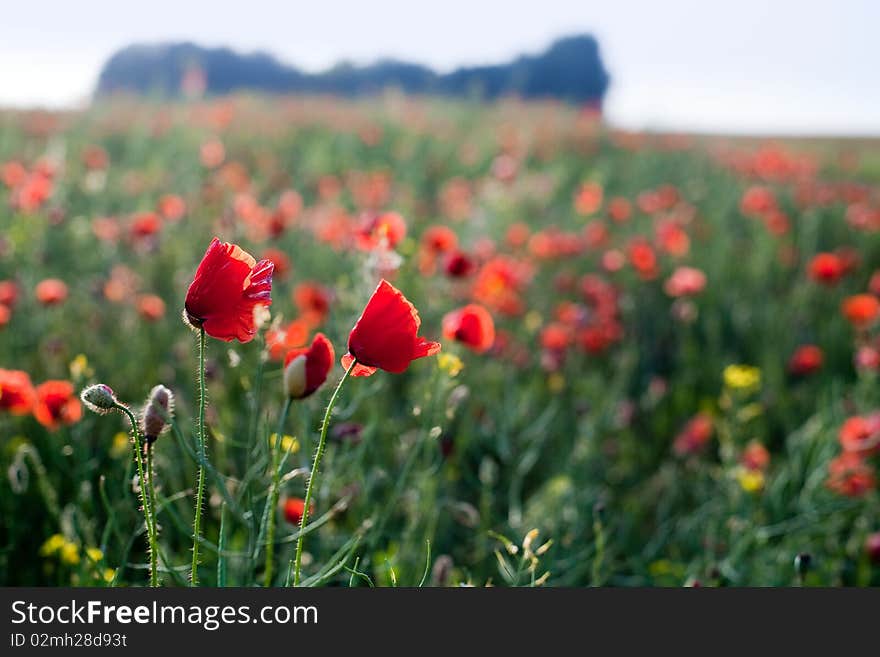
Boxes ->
[141,384,174,445]
[283,333,334,399]
[80,384,118,415]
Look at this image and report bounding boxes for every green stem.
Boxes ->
[145,443,160,584]
[263,397,293,587]
[191,327,207,586]
[292,360,356,586]
[117,405,158,587]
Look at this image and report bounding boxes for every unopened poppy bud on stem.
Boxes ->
[141,384,174,444]
[283,333,334,399]
[80,384,119,415]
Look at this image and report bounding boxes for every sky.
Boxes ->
[2,0,878,135]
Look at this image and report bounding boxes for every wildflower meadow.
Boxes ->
[2,98,880,587]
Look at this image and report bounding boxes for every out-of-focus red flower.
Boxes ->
[33,380,82,430]
[608,197,632,223]
[82,145,108,171]
[200,138,225,168]
[1,161,27,188]
[582,221,609,250]
[856,345,880,372]
[341,279,441,377]
[92,217,121,243]
[838,414,880,455]
[602,249,625,272]
[442,304,495,354]
[673,413,714,456]
[574,182,603,216]
[184,237,274,343]
[421,225,458,254]
[827,452,875,497]
[35,279,68,306]
[541,322,572,352]
[788,344,823,376]
[130,212,162,240]
[473,256,530,316]
[283,333,334,399]
[741,441,770,471]
[283,497,315,526]
[137,294,166,321]
[656,220,690,257]
[265,319,310,361]
[664,266,706,298]
[0,369,35,415]
[444,251,476,278]
[505,222,530,249]
[808,253,845,285]
[627,239,658,280]
[157,194,186,221]
[355,211,407,251]
[740,185,776,217]
[0,304,9,327]
[0,280,18,308]
[293,282,332,327]
[261,248,291,278]
[842,294,880,328]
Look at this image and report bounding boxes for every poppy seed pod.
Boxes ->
[80,383,118,415]
[141,384,174,445]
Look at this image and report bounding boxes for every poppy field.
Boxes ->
[2,97,880,587]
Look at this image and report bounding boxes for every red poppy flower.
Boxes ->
[442,304,495,353]
[0,280,18,308]
[838,415,880,454]
[266,319,310,361]
[33,380,82,430]
[341,279,441,376]
[283,333,334,399]
[842,294,880,328]
[157,194,186,221]
[184,237,274,343]
[293,282,332,327]
[741,441,770,471]
[788,344,823,376]
[261,248,292,278]
[0,369,35,415]
[826,452,875,497]
[664,267,706,298]
[283,497,315,526]
[137,294,166,321]
[808,253,845,285]
[35,279,68,306]
[355,211,407,251]
[673,413,714,456]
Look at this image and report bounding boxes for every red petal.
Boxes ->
[341,353,377,377]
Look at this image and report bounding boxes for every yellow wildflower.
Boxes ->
[40,534,66,557]
[86,547,103,563]
[110,432,129,458]
[438,353,463,377]
[268,433,300,454]
[59,542,80,566]
[69,354,93,380]
[723,365,761,392]
[737,467,765,493]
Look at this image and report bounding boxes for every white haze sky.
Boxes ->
[1,0,878,135]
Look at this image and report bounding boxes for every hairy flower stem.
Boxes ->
[292,360,356,586]
[263,396,292,587]
[117,404,158,587]
[191,327,207,586]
